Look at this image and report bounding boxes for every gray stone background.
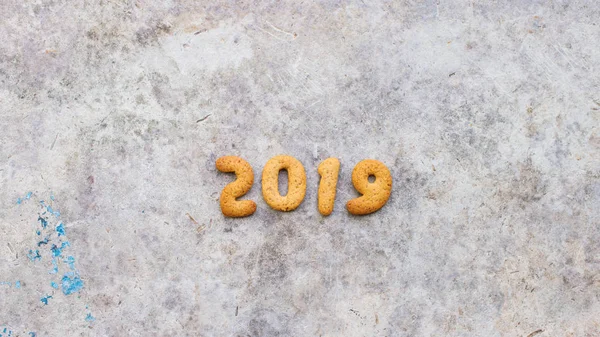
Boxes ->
[1,0,599,336]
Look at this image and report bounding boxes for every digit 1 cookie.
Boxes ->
[216,156,257,217]
[317,157,340,216]
[262,155,306,211]
[346,159,392,215]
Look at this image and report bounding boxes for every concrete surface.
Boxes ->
[1,1,600,336]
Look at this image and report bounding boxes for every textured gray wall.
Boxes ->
[1,1,600,336]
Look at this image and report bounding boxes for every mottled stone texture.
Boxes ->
[1,1,600,336]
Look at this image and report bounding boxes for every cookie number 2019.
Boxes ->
[216,155,392,217]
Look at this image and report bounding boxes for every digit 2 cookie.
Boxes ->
[216,156,257,217]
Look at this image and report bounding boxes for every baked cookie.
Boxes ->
[216,156,257,217]
[262,155,306,211]
[346,159,392,215]
[317,157,340,216]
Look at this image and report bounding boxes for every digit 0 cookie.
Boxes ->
[262,155,306,211]
[346,159,392,215]
[216,156,257,217]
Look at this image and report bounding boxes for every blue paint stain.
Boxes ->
[18,193,93,319]
[50,245,60,257]
[0,327,14,337]
[40,295,53,305]
[51,241,70,257]
[49,257,58,274]
[29,333,36,337]
[64,256,76,270]
[56,223,65,236]
[27,250,41,262]
[61,273,84,295]
[0,281,11,287]
[37,216,48,228]
[46,205,60,217]
[85,313,96,322]
[17,192,33,204]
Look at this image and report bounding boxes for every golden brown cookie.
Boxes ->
[346,159,392,215]
[216,156,257,217]
[262,155,306,211]
[317,157,340,216]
